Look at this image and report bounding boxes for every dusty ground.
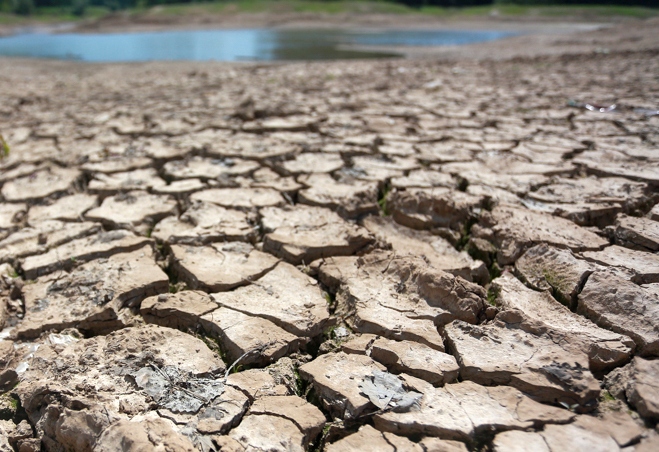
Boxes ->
[0,17,659,452]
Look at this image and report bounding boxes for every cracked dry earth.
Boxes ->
[1,41,659,452]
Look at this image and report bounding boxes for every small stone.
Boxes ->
[244,115,320,133]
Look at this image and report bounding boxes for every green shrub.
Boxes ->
[71,0,88,16]
[11,0,34,16]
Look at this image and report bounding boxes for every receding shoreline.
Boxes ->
[3,14,655,64]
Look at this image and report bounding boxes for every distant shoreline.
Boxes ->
[1,9,658,63]
[0,2,645,37]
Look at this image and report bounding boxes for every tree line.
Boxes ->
[3,0,658,18]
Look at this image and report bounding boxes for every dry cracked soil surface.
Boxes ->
[1,18,659,452]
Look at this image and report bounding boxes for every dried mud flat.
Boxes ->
[1,19,659,452]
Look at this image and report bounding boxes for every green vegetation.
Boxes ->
[0,135,9,160]
[457,177,469,193]
[196,331,229,364]
[168,282,188,293]
[600,390,616,402]
[0,1,656,23]
[486,285,499,306]
[457,216,478,250]
[377,182,391,217]
[541,269,573,308]
[0,393,20,421]
[323,291,334,306]
[489,261,501,279]
[292,366,304,396]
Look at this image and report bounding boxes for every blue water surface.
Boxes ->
[0,28,518,62]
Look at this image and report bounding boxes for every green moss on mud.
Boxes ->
[486,286,500,306]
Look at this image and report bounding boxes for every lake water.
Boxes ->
[0,28,518,62]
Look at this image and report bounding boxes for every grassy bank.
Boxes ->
[0,1,657,26]
[148,2,659,18]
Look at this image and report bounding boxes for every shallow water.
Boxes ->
[0,28,518,62]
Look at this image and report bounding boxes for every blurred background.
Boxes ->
[0,0,658,62]
[1,0,658,25]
